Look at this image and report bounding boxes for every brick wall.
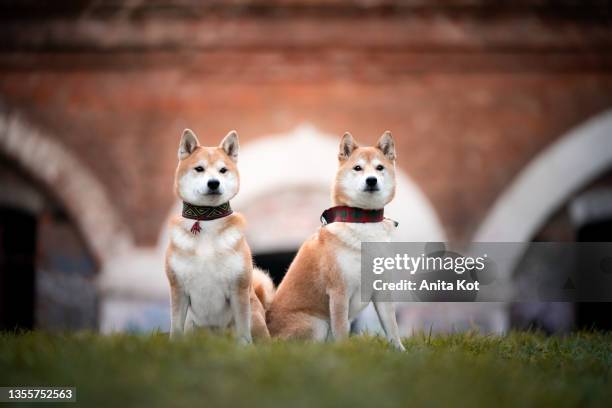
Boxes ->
[1,0,611,246]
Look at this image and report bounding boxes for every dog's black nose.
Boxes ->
[366,177,378,187]
[208,179,220,190]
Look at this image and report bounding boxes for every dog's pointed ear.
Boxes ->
[377,131,396,161]
[338,132,358,161]
[220,130,239,162]
[178,129,200,160]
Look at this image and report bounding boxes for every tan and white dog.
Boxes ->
[165,129,274,342]
[267,131,405,350]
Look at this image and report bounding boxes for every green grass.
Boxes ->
[1,331,611,408]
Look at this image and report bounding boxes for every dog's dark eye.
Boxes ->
[219,167,228,174]
[353,165,363,171]
[376,165,385,171]
[194,166,204,173]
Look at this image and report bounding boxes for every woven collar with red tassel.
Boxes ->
[182,201,233,235]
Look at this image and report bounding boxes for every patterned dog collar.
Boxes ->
[182,202,233,234]
[182,202,233,221]
[320,206,385,225]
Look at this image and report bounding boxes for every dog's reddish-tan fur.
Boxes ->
[267,138,397,341]
[165,133,273,340]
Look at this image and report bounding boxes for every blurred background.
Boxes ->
[0,0,611,335]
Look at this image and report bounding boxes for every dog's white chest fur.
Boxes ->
[326,221,393,320]
[168,218,244,327]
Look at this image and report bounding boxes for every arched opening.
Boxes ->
[475,110,612,243]
[0,207,36,330]
[572,184,612,331]
[0,110,132,263]
[474,110,612,333]
[0,111,127,331]
[0,154,98,331]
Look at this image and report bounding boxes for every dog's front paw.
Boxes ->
[391,340,406,352]
[237,335,253,345]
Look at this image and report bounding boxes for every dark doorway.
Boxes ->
[0,207,37,331]
[575,218,612,330]
[253,251,297,286]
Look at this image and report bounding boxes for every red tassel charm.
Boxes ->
[190,221,202,235]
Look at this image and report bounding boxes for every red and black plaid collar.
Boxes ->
[320,206,386,225]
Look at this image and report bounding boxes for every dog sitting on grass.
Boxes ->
[165,129,274,343]
[267,132,405,350]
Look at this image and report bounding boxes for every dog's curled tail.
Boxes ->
[252,267,275,310]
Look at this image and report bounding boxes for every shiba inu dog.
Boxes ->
[165,129,274,342]
[267,131,405,351]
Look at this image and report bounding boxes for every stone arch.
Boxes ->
[471,110,612,334]
[0,110,132,262]
[474,109,612,244]
[470,108,612,316]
